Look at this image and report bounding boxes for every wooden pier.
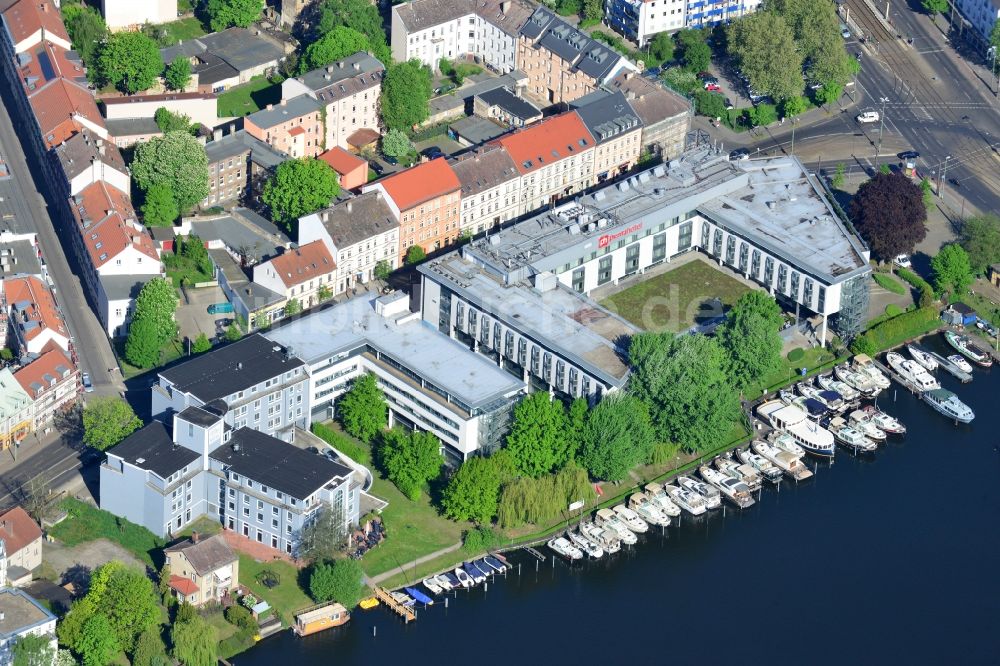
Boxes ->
[523,546,546,562]
[372,586,416,623]
[924,350,973,383]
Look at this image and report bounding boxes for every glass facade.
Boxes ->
[677,222,692,252]
[833,274,870,340]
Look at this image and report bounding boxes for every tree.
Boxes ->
[566,397,588,460]
[922,0,949,14]
[813,81,843,107]
[960,214,1000,276]
[780,95,808,118]
[298,506,347,561]
[164,55,191,91]
[405,245,427,265]
[132,132,209,213]
[381,60,433,131]
[749,102,777,127]
[262,158,340,230]
[849,172,928,261]
[95,31,161,94]
[131,627,167,666]
[224,322,243,342]
[931,244,973,296]
[629,331,741,452]
[18,475,53,525]
[717,290,784,393]
[126,277,179,363]
[308,559,364,607]
[153,106,192,134]
[301,26,371,72]
[694,89,726,118]
[63,4,107,68]
[728,12,804,101]
[374,260,392,280]
[78,614,119,666]
[676,29,711,72]
[920,177,934,209]
[647,31,674,66]
[441,456,502,524]
[878,163,891,175]
[82,398,142,450]
[284,297,302,316]
[205,0,264,31]
[582,0,602,22]
[579,393,655,482]
[140,183,179,228]
[380,128,412,159]
[170,615,216,666]
[991,20,1000,49]
[831,162,846,189]
[506,392,570,477]
[192,332,212,353]
[379,428,443,500]
[12,634,54,666]
[305,0,391,64]
[317,284,333,301]
[338,373,387,443]
[124,316,163,368]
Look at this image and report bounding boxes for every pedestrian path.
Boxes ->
[366,541,463,585]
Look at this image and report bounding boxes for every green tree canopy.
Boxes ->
[647,31,674,66]
[780,95,808,118]
[922,0,949,14]
[132,277,179,344]
[629,331,741,452]
[82,397,142,451]
[381,60,433,131]
[381,128,412,159]
[78,614,119,666]
[308,559,365,607]
[405,245,427,265]
[676,29,711,72]
[224,322,243,342]
[506,392,570,477]
[12,634,54,666]
[131,626,167,666]
[931,244,974,296]
[164,55,192,91]
[124,316,163,368]
[153,105,191,133]
[170,615,217,666]
[338,373,387,443]
[284,297,302,316]
[95,31,161,94]
[566,397,588,461]
[374,260,392,280]
[441,456,502,524]
[579,393,655,482]
[140,183,179,228]
[304,0,392,63]
[132,131,209,212]
[62,4,107,68]
[192,332,212,353]
[960,214,1000,276]
[694,89,726,118]
[717,290,784,393]
[205,0,264,31]
[728,12,804,101]
[262,158,340,231]
[379,428,443,500]
[301,26,371,72]
[849,172,928,261]
[991,20,1000,49]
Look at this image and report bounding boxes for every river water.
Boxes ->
[236,341,1000,666]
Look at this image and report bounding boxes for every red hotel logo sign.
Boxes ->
[598,224,642,249]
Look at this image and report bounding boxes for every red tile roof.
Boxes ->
[0,506,42,557]
[2,0,68,48]
[69,181,158,269]
[28,79,105,149]
[287,126,305,136]
[494,112,594,175]
[17,41,85,96]
[2,275,66,343]
[318,147,366,175]
[375,157,460,212]
[168,575,199,597]
[265,240,336,289]
[13,348,76,399]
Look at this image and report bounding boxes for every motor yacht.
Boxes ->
[859,406,906,434]
[944,330,993,368]
[453,567,473,588]
[798,382,844,411]
[566,530,603,559]
[664,484,708,515]
[817,374,860,402]
[853,354,892,389]
[757,401,836,457]
[886,352,940,392]
[714,454,763,492]
[628,493,671,527]
[907,344,939,372]
[736,448,783,484]
[847,409,886,441]
[922,388,975,423]
[547,537,583,561]
[677,475,722,509]
[826,416,877,453]
[642,482,682,517]
[422,577,443,595]
[768,430,805,458]
[595,508,638,544]
[751,440,813,481]
[835,363,880,395]
[947,354,973,374]
[612,504,650,532]
[580,521,622,553]
[699,465,755,509]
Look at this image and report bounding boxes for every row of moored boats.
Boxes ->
[391,555,513,606]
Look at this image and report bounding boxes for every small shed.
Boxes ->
[941,303,976,326]
[990,263,1000,288]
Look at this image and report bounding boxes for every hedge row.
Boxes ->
[850,306,941,355]
[872,272,906,295]
[310,422,370,465]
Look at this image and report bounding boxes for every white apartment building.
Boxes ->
[251,240,337,312]
[452,146,522,235]
[101,0,177,31]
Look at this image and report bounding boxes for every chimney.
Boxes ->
[280,98,287,106]
[626,90,636,100]
[352,62,360,71]
[501,0,510,12]
[338,61,344,69]
[347,201,352,213]
[266,104,274,111]
[213,127,222,141]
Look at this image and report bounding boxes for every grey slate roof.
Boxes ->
[520,8,626,81]
[0,240,41,279]
[53,130,125,180]
[160,27,285,73]
[450,146,520,197]
[394,0,473,32]
[189,209,290,260]
[99,274,155,301]
[449,116,508,145]
[476,86,540,121]
[429,71,527,117]
[310,191,399,249]
[246,96,321,130]
[211,250,286,311]
[108,421,199,479]
[607,71,691,127]
[571,90,641,144]
[519,6,555,40]
[210,428,352,500]
[164,534,236,575]
[204,130,286,169]
[473,0,536,36]
[105,117,162,137]
[297,52,384,101]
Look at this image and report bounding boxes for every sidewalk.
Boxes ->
[366,540,463,585]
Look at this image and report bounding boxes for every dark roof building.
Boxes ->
[107,421,199,479]
[571,90,641,144]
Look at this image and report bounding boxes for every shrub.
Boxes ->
[786,348,805,363]
[310,422,370,465]
[224,605,257,634]
[896,267,933,294]
[872,273,906,295]
[461,527,503,554]
[850,306,941,355]
[885,303,903,317]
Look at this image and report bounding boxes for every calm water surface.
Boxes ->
[237,342,1000,666]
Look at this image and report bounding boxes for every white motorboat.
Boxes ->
[628,493,671,527]
[947,354,974,374]
[391,592,416,607]
[612,504,650,532]
[944,330,993,368]
[907,344,939,372]
[853,354,892,389]
[848,409,886,441]
[736,448,783,484]
[642,482,682,517]
[547,537,583,561]
[826,416,877,453]
[580,521,622,553]
[433,574,454,592]
[751,440,813,481]
[817,374,860,402]
[757,400,836,457]
[886,352,940,392]
[453,567,473,588]
[768,431,805,459]
[595,508,638,544]
[422,577,443,595]
[860,406,906,434]
[699,465,755,509]
[677,475,722,509]
[835,363,880,395]
[715,455,763,492]
[922,388,975,423]
[665,484,708,515]
[798,382,844,412]
[567,530,603,559]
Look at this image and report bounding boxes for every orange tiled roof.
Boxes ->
[28,78,105,149]
[318,147,366,176]
[17,41,85,96]
[265,240,335,289]
[168,575,199,597]
[376,157,460,212]
[287,126,305,136]
[2,0,68,47]
[13,348,75,399]
[2,275,66,342]
[494,112,594,175]
[0,507,42,557]
[69,181,158,269]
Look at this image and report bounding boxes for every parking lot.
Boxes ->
[175,285,229,343]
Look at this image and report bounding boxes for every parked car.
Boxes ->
[893,254,911,268]
[369,160,384,175]
[383,154,399,166]
[856,110,880,123]
[421,146,445,160]
[728,148,750,162]
[704,82,722,92]
[841,24,851,39]
[82,372,93,392]
[724,98,735,110]
[207,302,234,315]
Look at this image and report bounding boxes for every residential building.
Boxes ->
[105,117,163,148]
[101,0,177,31]
[451,146,520,235]
[517,7,635,106]
[571,90,643,183]
[492,111,596,215]
[606,0,687,46]
[202,129,286,209]
[276,0,310,28]
[0,588,56,663]
[52,130,129,198]
[251,240,337,311]
[0,235,41,281]
[244,96,324,159]
[151,334,309,441]
[159,27,288,93]
[362,158,462,262]
[101,92,219,131]
[100,406,358,552]
[685,0,762,29]
[1,276,69,356]
[163,534,238,606]
[265,291,525,461]
[606,70,691,157]
[317,147,368,191]
[281,52,384,151]
[0,369,31,451]
[0,0,70,56]
[426,70,527,126]
[0,507,42,579]
[472,87,542,128]
[298,192,400,292]
[955,0,1000,42]
[13,348,79,431]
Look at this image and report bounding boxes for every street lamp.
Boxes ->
[937,155,951,197]
[875,96,889,163]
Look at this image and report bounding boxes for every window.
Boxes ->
[725,235,736,265]
[764,256,775,285]
[625,243,640,274]
[598,256,613,285]
[243,507,250,516]
[738,243,749,272]
[572,267,585,293]
[712,229,723,256]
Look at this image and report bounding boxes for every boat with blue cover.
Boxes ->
[474,558,495,576]
[483,556,507,573]
[405,587,434,605]
[463,562,487,584]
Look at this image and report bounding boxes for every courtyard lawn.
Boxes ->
[161,17,206,43]
[217,77,283,117]
[599,260,752,332]
[49,498,165,568]
[237,554,311,627]
[758,347,842,395]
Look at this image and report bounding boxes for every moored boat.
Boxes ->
[390,591,415,606]
[547,536,583,561]
[463,562,487,584]
[826,416,877,453]
[798,382,844,411]
[405,587,434,605]
[922,388,975,423]
[757,401,836,457]
[293,602,350,636]
[483,556,507,573]
[853,354,891,389]
[699,465,755,508]
[835,363,880,395]
[453,567,473,588]
[944,330,993,368]
[665,483,708,515]
[768,430,805,459]
[817,374,860,401]
[947,354,974,374]
[628,493,671,526]
[580,520,622,553]
[677,475,722,509]
[595,508,638,544]
[736,447,783,484]
[751,439,813,481]
[907,344,939,371]
[422,577,443,595]
[848,409,886,441]
[434,574,455,591]
[642,482,682,517]
[715,454,763,492]
[567,530,603,558]
[860,406,906,434]
[886,351,940,391]
[612,504,650,532]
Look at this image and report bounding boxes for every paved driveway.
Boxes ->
[176,285,227,342]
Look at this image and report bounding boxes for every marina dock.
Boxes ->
[372,586,416,623]
[924,350,973,383]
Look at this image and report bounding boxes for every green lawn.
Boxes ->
[49,498,165,568]
[959,289,1000,328]
[873,272,906,295]
[164,252,214,288]
[115,336,187,380]
[217,77,283,117]
[600,260,752,332]
[759,347,842,395]
[161,17,206,43]
[237,554,311,627]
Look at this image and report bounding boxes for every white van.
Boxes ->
[857,111,880,123]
